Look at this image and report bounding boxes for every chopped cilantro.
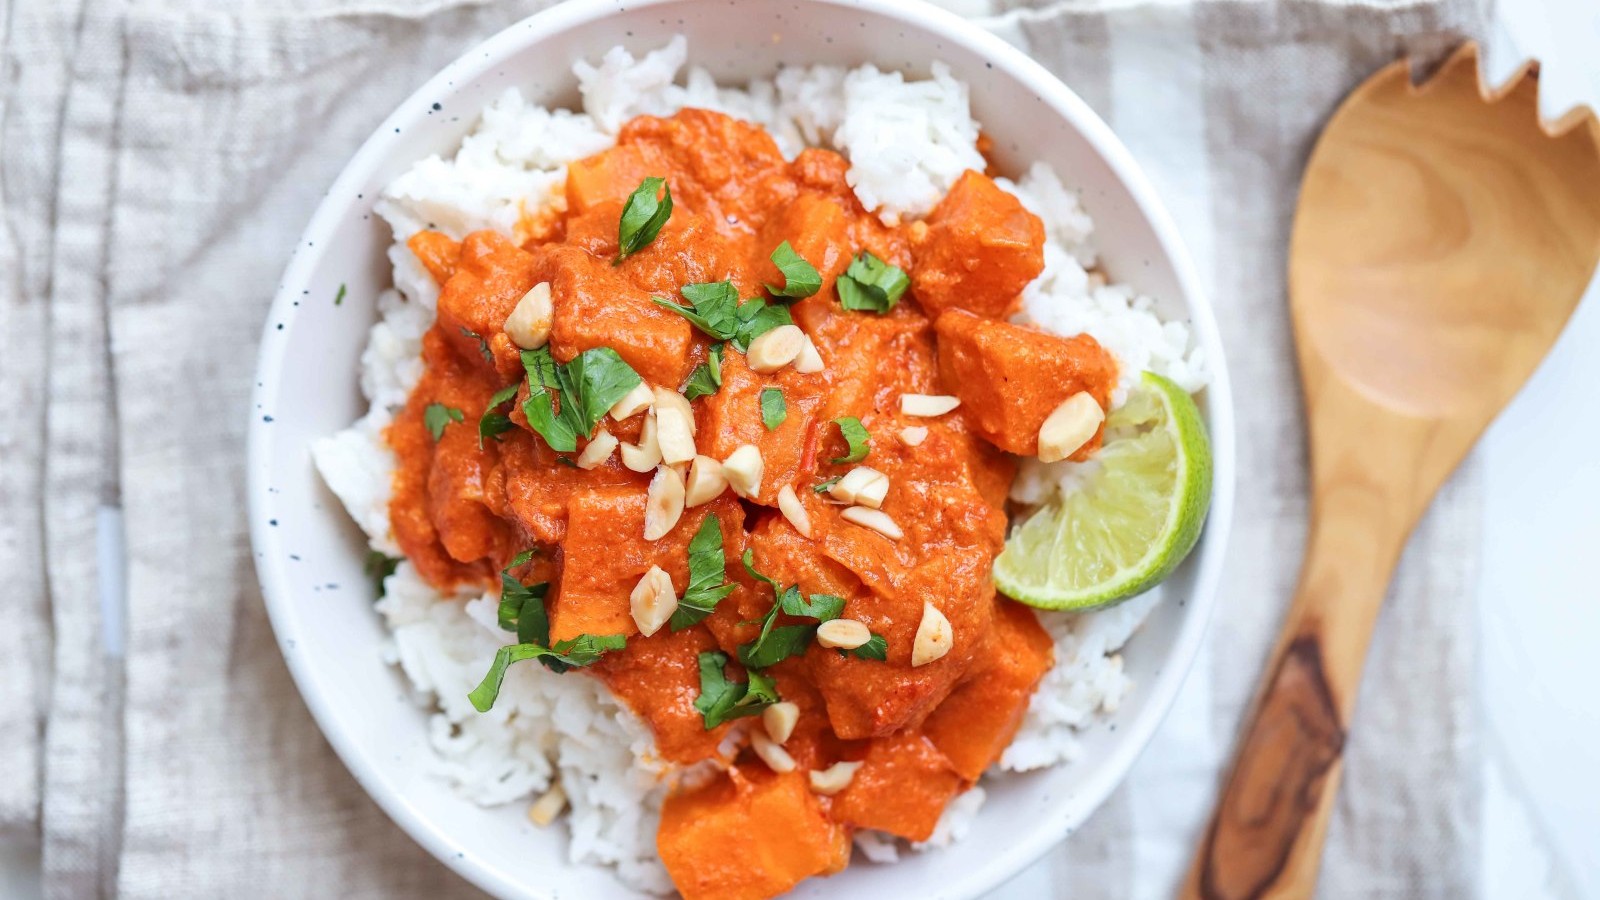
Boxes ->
[813,475,843,494]
[654,283,791,352]
[460,326,494,364]
[831,416,871,464]
[731,297,792,353]
[836,251,909,314]
[693,650,779,729]
[765,241,821,299]
[478,383,520,448]
[519,346,642,453]
[760,388,786,431]
[363,550,400,599]
[614,177,673,264]
[683,342,725,400]
[670,515,738,630]
[334,283,347,306]
[850,633,888,661]
[423,403,464,441]
[468,634,627,712]
[734,550,846,669]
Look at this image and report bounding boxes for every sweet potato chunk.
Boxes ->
[435,231,538,367]
[659,767,851,900]
[564,143,672,215]
[696,351,825,506]
[934,308,1117,459]
[831,733,965,842]
[593,624,733,765]
[910,170,1044,319]
[406,230,462,286]
[533,244,695,388]
[550,490,745,642]
[921,598,1055,780]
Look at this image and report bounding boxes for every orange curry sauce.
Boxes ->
[388,108,1117,900]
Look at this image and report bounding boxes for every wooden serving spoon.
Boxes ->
[1182,42,1600,899]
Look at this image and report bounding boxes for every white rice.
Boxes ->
[313,38,1207,894]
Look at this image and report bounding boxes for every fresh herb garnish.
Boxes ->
[731,298,792,353]
[654,283,792,352]
[850,633,888,661]
[670,515,738,631]
[760,388,786,430]
[495,549,548,642]
[423,403,464,441]
[734,550,845,669]
[813,475,842,494]
[836,251,909,314]
[469,635,627,712]
[682,342,725,400]
[334,283,347,306]
[363,550,400,599]
[519,346,642,453]
[614,177,673,265]
[765,241,822,299]
[478,383,520,448]
[460,326,495,364]
[831,416,871,463]
[693,650,779,729]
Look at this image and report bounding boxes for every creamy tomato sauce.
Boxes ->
[388,107,1116,900]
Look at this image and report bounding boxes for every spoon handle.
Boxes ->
[1181,440,1418,900]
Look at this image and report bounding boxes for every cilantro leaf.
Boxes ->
[334,283,347,306]
[851,633,888,661]
[671,515,738,631]
[363,551,400,599]
[836,251,909,314]
[654,281,740,340]
[468,634,627,712]
[760,388,786,431]
[831,417,871,463]
[693,651,779,729]
[423,403,464,441]
[518,346,641,453]
[787,592,845,622]
[614,177,672,265]
[738,624,815,670]
[460,327,495,363]
[683,342,725,400]
[562,347,644,434]
[765,241,821,299]
[520,348,577,452]
[478,383,520,448]
[731,298,793,353]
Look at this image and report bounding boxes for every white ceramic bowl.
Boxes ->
[247,1,1236,897]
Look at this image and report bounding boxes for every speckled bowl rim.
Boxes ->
[247,1,1236,897]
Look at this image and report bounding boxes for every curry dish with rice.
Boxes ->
[387,107,1121,899]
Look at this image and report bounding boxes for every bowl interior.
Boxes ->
[248,1,1234,898]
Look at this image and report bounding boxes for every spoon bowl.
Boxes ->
[1184,42,1600,900]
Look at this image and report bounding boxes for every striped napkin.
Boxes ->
[0,0,1483,896]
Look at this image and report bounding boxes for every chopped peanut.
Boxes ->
[629,564,677,636]
[620,413,661,472]
[746,324,807,374]
[504,282,553,350]
[840,505,902,540]
[576,429,619,470]
[912,601,952,667]
[527,783,568,827]
[776,485,812,538]
[828,466,888,508]
[898,426,928,447]
[808,761,862,796]
[722,444,764,498]
[900,393,961,417]
[816,618,871,650]
[609,381,654,420]
[684,455,727,507]
[762,701,800,745]
[792,335,825,374]
[643,465,685,540]
[653,387,698,465]
[1037,391,1104,463]
[751,730,797,773]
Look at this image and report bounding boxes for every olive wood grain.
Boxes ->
[1183,43,1600,900]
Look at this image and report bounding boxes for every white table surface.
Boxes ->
[3,2,1595,898]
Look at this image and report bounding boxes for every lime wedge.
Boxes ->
[994,371,1212,610]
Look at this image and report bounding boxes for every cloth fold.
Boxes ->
[0,0,1484,896]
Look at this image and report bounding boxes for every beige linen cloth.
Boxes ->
[0,0,1484,896]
